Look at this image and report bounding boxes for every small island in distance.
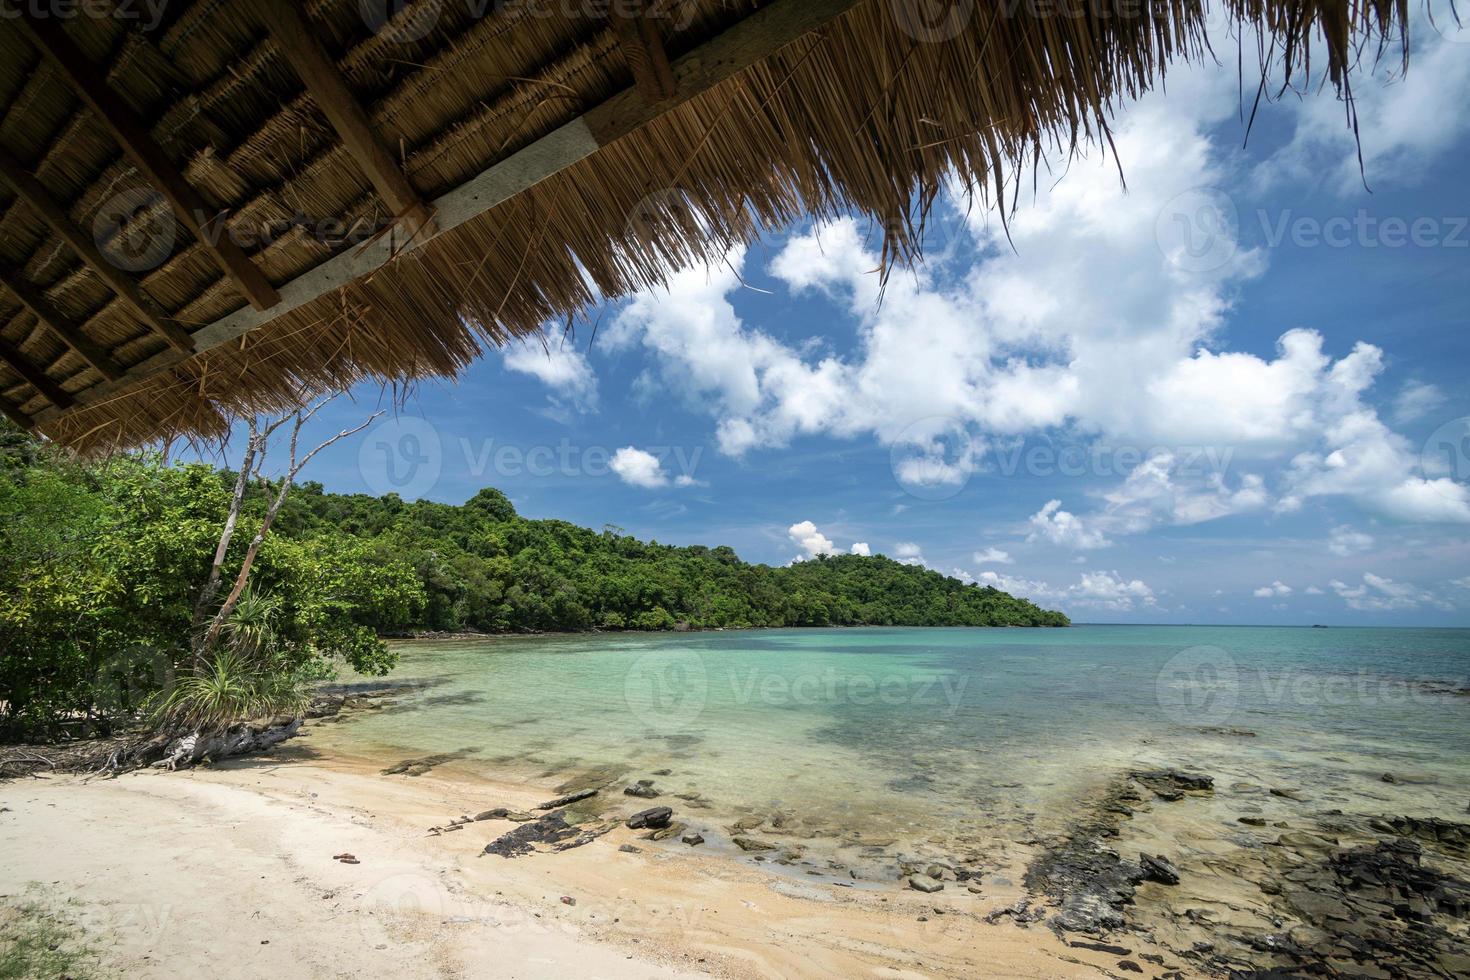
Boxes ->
[285,483,1071,633]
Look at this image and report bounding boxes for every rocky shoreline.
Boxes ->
[1017,768,1470,978]
[9,679,1468,980]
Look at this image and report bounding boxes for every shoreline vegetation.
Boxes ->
[0,425,1065,743]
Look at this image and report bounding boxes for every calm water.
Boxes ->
[314,626,1470,870]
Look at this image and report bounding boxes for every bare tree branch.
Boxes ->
[198,397,383,657]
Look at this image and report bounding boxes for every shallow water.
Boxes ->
[312,626,1470,876]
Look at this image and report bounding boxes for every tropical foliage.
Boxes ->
[0,427,421,741]
[0,425,1066,741]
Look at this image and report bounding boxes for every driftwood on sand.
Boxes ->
[0,718,306,778]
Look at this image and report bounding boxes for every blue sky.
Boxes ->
[224,17,1470,627]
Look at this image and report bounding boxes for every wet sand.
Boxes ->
[0,754,1195,979]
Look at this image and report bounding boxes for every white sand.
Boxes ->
[0,758,1196,978]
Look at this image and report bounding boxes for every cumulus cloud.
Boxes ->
[850,541,871,557]
[502,329,599,417]
[1258,16,1470,193]
[973,547,1013,565]
[1327,525,1375,557]
[977,569,1156,612]
[609,447,670,488]
[891,542,927,566]
[1028,500,1111,550]
[1253,581,1293,599]
[1329,573,1451,612]
[788,521,838,560]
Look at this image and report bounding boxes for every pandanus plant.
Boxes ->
[152,588,308,733]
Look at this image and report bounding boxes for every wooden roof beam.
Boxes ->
[0,146,196,354]
[0,335,73,408]
[0,262,125,381]
[252,0,436,238]
[13,10,282,312]
[0,395,34,431]
[33,0,864,430]
[611,1,677,103]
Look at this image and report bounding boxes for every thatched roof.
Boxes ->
[0,0,1410,451]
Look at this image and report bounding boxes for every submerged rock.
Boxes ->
[732,836,777,852]
[644,821,686,842]
[1129,770,1213,802]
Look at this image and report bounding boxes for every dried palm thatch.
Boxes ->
[0,0,1416,451]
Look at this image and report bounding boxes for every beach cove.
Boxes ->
[4,625,1469,978]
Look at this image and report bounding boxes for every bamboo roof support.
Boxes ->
[13,9,282,312]
[0,261,125,381]
[611,1,678,102]
[251,0,437,238]
[0,334,73,408]
[0,146,197,354]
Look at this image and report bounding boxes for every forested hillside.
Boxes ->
[276,482,1070,631]
[0,427,1065,738]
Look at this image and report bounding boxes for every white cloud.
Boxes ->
[1073,571,1157,611]
[1100,452,1268,532]
[1258,17,1470,194]
[850,542,871,557]
[503,329,599,415]
[1253,581,1293,599]
[973,547,1013,565]
[977,569,1156,612]
[789,520,838,559]
[1327,525,1375,557]
[891,541,927,566]
[609,447,670,489]
[1392,381,1446,425]
[594,33,1470,551]
[1305,585,1325,595]
[1329,573,1451,612]
[1028,500,1111,550]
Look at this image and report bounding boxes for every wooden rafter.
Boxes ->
[0,334,73,408]
[0,146,196,354]
[0,395,33,431]
[610,1,677,102]
[252,0,436,237]
[13,10,282,312]
[0,261,125,381]
[34,0,865,429]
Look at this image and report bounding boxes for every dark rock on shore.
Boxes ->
[481,810,614,858]
[1139,853,1181,886]
[535,788,598,810]
[625,806,673,830]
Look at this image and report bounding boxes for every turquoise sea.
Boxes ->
[313,625,1470,873]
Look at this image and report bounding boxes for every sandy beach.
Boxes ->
[0,753,1192,979]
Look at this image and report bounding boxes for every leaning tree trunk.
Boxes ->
[153,718,303,770]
